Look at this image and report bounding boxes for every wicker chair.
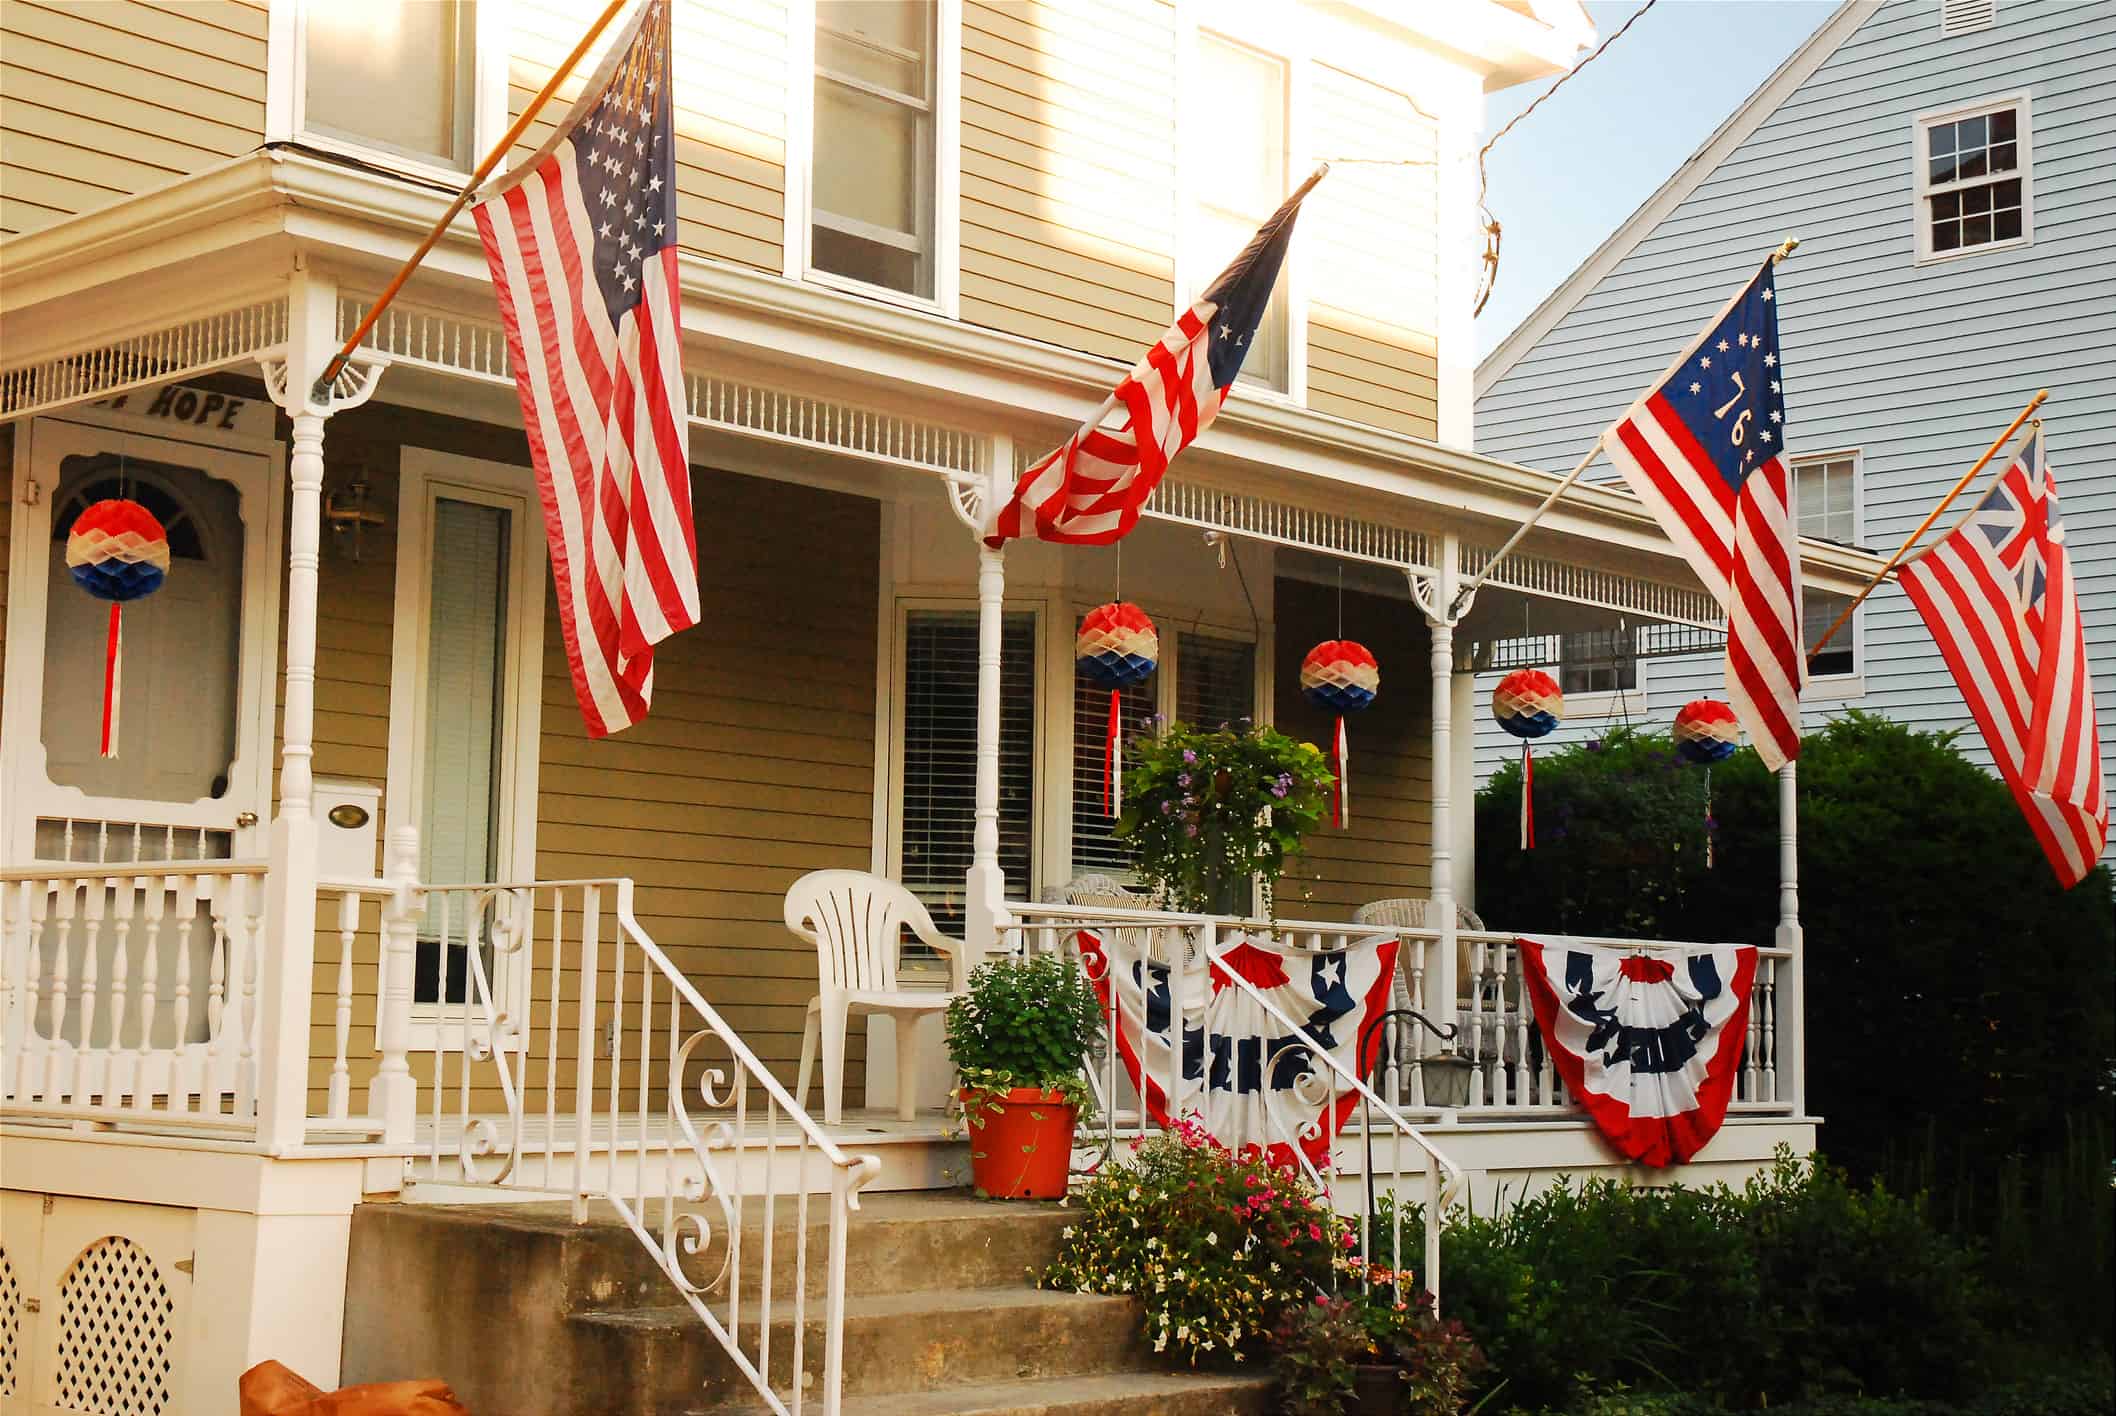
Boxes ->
[1352,896,1516,1067]
[1042,874,1157,910]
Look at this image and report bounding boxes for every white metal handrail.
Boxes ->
[394,861,880,1416]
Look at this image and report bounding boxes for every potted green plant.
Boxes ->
[944,950,1102,1199]
[1118,720,1334,917]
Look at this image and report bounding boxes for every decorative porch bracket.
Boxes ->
[252,272,389,1153]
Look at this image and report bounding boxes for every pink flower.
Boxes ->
[1308,1223,1323,1242]
[1313,1293,1330,1306]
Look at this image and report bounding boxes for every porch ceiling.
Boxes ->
[1,147,1887,616]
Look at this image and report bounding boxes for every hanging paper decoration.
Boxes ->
[1492,669,1563,848]
[1076,601,1158,815]
[1516,936,1758,1166]
[1299,640,1378,828]
[1674,698,1740,868]
[65,498,171,759]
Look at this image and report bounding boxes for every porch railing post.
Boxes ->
[963,435,1012,963]
[255,271,386,1152]
[1425,534,1462,1045]
[1775,761,1804,1115]
[369,825,421,1144]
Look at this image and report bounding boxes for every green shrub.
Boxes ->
[943,949,1102,1110]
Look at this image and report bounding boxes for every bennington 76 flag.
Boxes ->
[986,169,1326,547]
[1074,929,1396,1171]
[1517,939,1758,1168]
[1602,259,1803,770]
[474,0,700,738]
[1897,426,2106,887]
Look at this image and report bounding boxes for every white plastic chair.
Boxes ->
[785,870,968,1125]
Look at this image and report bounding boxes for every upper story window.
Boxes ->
[811,1,937,300]
[1559,628,1637,700]
[1794,452,1862,681]
[1188,32,1291,392]
[1914,96,2031,263]
[273,0,500,176]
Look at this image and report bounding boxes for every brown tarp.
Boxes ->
[238,1361,471,1416]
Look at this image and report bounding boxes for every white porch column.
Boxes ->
[961,436,1012,961]
[1423,532,1463,1039]
[1776,761,1804,1115]
[255,271,385,1152]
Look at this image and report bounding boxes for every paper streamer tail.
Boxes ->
[1332,715,1350,828]
[1520,743,1534,849]
[101,602,122,759]
[1104,687,1121,817]
[1704,765,1714,870]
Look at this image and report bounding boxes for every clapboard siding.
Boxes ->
[1273,578,1431,919]
[1305,64,1441,439]
[0,0,269,235]
[1472,0,2116,839]
[958,0,1178,363]
[509,0,789,273]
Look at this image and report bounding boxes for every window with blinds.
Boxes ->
[416,497,510,1004]
[899,609,1036,936]
[1176,632,1257,729]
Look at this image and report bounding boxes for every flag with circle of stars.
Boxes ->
[472,0,700,741]
[1603,257,1805,771]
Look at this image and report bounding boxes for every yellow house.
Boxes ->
[0,3,1881,1411]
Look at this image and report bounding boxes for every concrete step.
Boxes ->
[571,1286,1150,1413]
[694,1370,1275,1416]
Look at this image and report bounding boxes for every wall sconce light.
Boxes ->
[326,472,387,562]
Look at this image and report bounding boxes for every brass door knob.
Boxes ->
[236,811,260,827]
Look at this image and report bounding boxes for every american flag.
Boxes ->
[985,168,1325,547]
[1898,427,2106,887]
[473,0,698,738]
[1603,259,1803,770]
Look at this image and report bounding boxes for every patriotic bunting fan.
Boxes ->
[1077,602,1158,815]
[1300,640,1378,828]
[1673,699,1740,868]
[1493,669,1563,849]
[65,498,170,759]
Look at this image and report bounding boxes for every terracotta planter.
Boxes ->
[1351,1362,1404,1414]
[960,1087,1077,1199]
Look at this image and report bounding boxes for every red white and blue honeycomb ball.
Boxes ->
[1075,601,1159,690]
[1299,640,1379,714]
[1492,669,1564,740]
[65,498,170,603]
[1673,698,1742,765]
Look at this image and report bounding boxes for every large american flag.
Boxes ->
[1603,259,1803,770]
[474,0,698,738]
[985,169,1325,547]
[1898,427,2106,887]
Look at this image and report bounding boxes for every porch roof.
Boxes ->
[0,147,1888,625]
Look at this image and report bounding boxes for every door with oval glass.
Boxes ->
[2,416,282,867]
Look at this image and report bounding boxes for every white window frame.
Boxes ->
[384,447,547,1042]
[1556,627,1646,721]
[785,0,963,318]
[1911,91,2033,266]
[1174,0,1311,406]
[266,0,511,185]
[1794,446,1866,698]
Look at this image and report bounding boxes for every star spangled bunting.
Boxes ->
[1898,426,2107,887]
[1602,258,1803,770]
[472,0,699,739]
[985,169,1326,548]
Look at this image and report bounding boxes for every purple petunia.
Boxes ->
[1160,800,1175,815]
[1182,749,1198,764]
[1177,773,1193,788]
[1185,822,1199,838]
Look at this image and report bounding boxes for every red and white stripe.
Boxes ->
[985,302,1225,547]
[1898,437,2105,887]
[1606,398,1804,771]
[475,142,697,739]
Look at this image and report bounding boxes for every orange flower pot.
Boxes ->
[961,1086,1078,1199]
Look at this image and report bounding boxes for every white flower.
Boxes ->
[1062,1225,1074,1238]
[1206,1232,1219,1245]
[1177,1325,1191,1341]
[1129,1186,1142,1200]
[1129,1217,1139,1230]
[1154,1332,1168,1352]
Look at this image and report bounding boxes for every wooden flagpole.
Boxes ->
[1804,388,2047,666]
[311,0,634,401]
[1449,235,1802,619]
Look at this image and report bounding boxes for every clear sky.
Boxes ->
[1474,0,1840,364]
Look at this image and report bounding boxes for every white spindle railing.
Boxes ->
[1,863,268,1130]
[392,875,882,1416]
[1007,903,1466,1306]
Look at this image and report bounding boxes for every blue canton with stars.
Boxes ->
[1654,263,1789,493]
[572,0,676,323]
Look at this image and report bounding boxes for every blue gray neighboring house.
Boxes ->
[1470,0,2115,849]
